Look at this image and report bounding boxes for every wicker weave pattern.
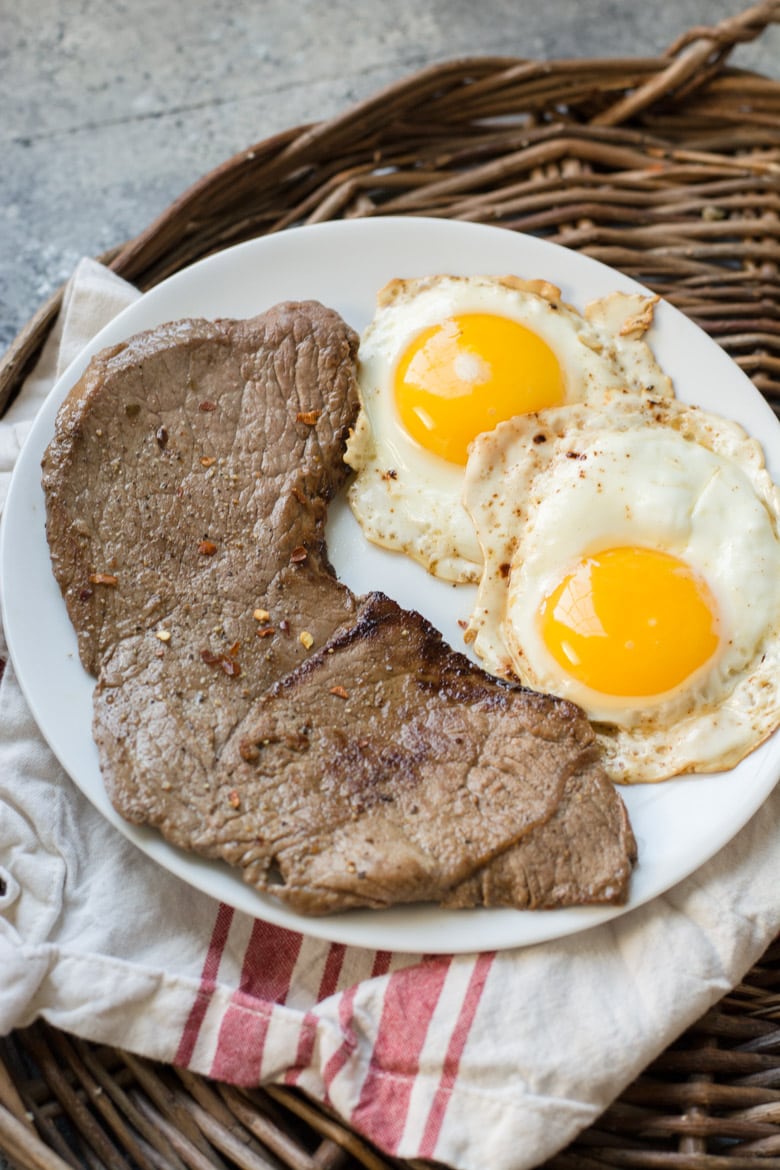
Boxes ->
[0,940,778,1170]
[0,4,779,1169]
[1,2,778,416]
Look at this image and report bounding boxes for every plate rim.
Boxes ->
[2,215,779,954]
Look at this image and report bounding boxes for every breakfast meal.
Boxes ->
[40,258,780,915]
[345,274,673,583]
[41,297,637,915]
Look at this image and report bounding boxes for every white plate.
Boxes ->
[2,217,779,954]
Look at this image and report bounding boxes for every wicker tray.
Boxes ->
[1,3,779,1168]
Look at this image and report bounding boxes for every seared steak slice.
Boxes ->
[216,594,635,914]
[443,770,637,910]
[43,303,360,839]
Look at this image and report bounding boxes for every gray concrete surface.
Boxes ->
[2,0,779,358]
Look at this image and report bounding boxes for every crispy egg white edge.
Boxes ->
[463,392,780,783]
[344,275,672,584]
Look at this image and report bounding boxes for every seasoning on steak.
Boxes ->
[42,303,360,844]
[217,593,636,913]
[42,300,636,916]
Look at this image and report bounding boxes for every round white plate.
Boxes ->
[2,217,779,954]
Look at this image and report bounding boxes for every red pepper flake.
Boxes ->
[228,789,240,809]
[199,400,217,412]
[79,588,94,601]
[329,685,349,699]
[198,540,217,556]
[200,648,242,677]
[296,409,321,425]
[256,625,275,638]
[228,640,241,656]
[290,545,308,564]
[200,456,216,467]
[89,573,118,586]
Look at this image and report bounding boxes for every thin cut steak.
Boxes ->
[42,301,636,914]
[43,304,360,843]
[218,593,636,914]
[443,770,636,910]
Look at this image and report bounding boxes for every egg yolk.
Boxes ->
[394,313,565,464]
[538,547,720,698]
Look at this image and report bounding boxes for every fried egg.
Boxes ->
[345,274,673,583]
[463,392,780,782]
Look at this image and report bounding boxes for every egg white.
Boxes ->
[463,392,780,782]
[345,274,673,583]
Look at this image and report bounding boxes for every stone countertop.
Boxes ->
[2,0,779,357]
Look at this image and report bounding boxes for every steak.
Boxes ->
[42,301,636,915]
[43,304,360,843]
[218,593,636,914]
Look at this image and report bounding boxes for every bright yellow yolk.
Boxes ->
[539,547,720,698]
[394,313,565,464]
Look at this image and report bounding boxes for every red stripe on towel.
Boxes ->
[317,946,399,1097]
[238,919,304,1000]
[349,957,451,1153]
[322,984,361,1101]
[318,943,347,1001]
[210,920,303,1083]
[419,951,496,1158]
[283,944,347,1087]
[319,944,397,1099]
[283,1009,320,1086]
[370,950,393,978]
[174,902,234,1068]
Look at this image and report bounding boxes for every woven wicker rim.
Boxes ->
[1,3,779,1169]
[2,0,779,416]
